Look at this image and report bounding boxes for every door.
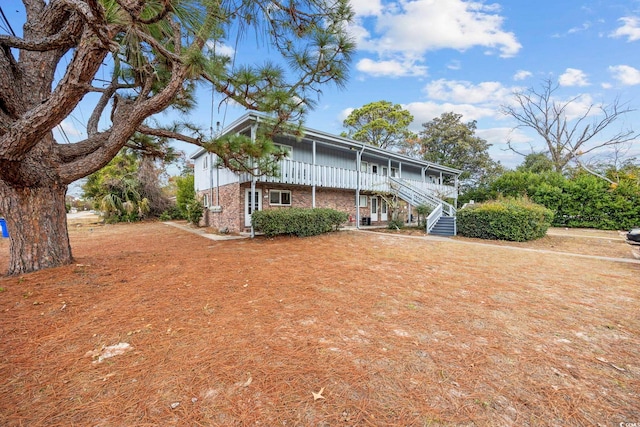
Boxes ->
[370,196,378,223]
[245,188,262,227]
[380,198,388,221]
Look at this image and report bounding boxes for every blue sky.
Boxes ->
[201,0,640,168]
[4,0,640,170]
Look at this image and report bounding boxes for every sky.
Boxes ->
[3,0,640,171]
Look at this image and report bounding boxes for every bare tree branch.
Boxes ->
[501,78,638,176]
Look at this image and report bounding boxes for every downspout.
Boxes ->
[312,140,316,208]
[216,165,220,205]
[209,153,214,220]
[355,145,366,229]
[250,123,257,238]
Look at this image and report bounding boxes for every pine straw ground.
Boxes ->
[0,222,638,426]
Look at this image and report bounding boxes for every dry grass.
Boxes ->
[0,222,638,426]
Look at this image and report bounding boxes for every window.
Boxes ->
[382,166,388,176]
[273,143,292,159]
[269,190,291,205]
[358,195,368,207]
[203,194,210,207]
[390,167,398,177]
[360,161,368,173]
[371,164,378,174]
[202,155,208,170]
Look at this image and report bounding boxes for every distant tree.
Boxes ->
[406,112,503,187]
[517,152,555,173]
[501,79,638,177]
[0,0,355,275]
[342,101,417,149]
[82,149,171,222]
[175,173,196,219]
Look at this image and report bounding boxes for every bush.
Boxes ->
[387,219,404,230]
[252,208,347,237]
[185,199,204,225]
[457,197,553,242]
[159,205,184,221]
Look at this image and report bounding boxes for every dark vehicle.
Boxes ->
[626,228,640,244]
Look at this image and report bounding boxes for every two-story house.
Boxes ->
[191,113,461,235]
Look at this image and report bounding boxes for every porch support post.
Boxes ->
[312,140,316,208]
[454,174,459,208]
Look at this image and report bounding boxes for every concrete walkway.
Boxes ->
[162,221,249,241]
[357,229,640,265]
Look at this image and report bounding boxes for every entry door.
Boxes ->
[380,199,388,221]
[245,188,262,227]
[370,196,378,222]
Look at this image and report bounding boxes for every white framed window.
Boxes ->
[358,195,368,207]
[274,143,292,158]
[269,189,291,206]
[371,164,379,174]
[382,166,388,176]
[390,167,398,177]
[203,194,210,207]
[360,161,368,173]
[202,155,208,170]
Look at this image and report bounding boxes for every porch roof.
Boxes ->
[190,112,463,176]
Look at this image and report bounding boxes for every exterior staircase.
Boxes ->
[389,177,457,236]
[429,216,456,236]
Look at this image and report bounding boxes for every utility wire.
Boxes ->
[0,6,16,37]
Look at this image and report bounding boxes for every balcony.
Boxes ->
[240,159,457,199]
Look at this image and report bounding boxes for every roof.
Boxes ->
[190,112,463,176]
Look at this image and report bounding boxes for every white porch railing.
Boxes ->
[241,159,456,196]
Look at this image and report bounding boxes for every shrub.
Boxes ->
[387,219,404,230]
[457,197,554,242]
[185,199,204,225]
[159,205,184,221]
[252,208,347,237]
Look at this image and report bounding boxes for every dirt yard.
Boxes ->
[0,222,638,426]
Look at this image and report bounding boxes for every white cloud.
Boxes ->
[404,101,497,128]
[513,70,532,81]
[349,0,383,17]
[356,58,428,77]
[423,79,516,105]
[610,16,640,42]
[351,0,521,78]
[567,22,591,35]
[609,65,640,86]
[601,82,613,89]
[562,94,600,121]
[477,127,532,146]
[559,68,589,87]
[447,60,462,71]
[205,41,235,58]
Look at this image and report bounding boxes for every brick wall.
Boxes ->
[199,183,406,233]
[198,183,241,233]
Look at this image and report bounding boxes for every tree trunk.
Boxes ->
[0,181,72,275]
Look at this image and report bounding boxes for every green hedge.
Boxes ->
[461,171,640,230]
[252,208,348,237]
[458,197,554,242]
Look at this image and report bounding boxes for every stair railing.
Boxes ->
[426,203,443,233]
[389,177,457,216]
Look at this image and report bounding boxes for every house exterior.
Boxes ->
[191,113,462,235]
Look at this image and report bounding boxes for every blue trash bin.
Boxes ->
[0,218,8,238]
